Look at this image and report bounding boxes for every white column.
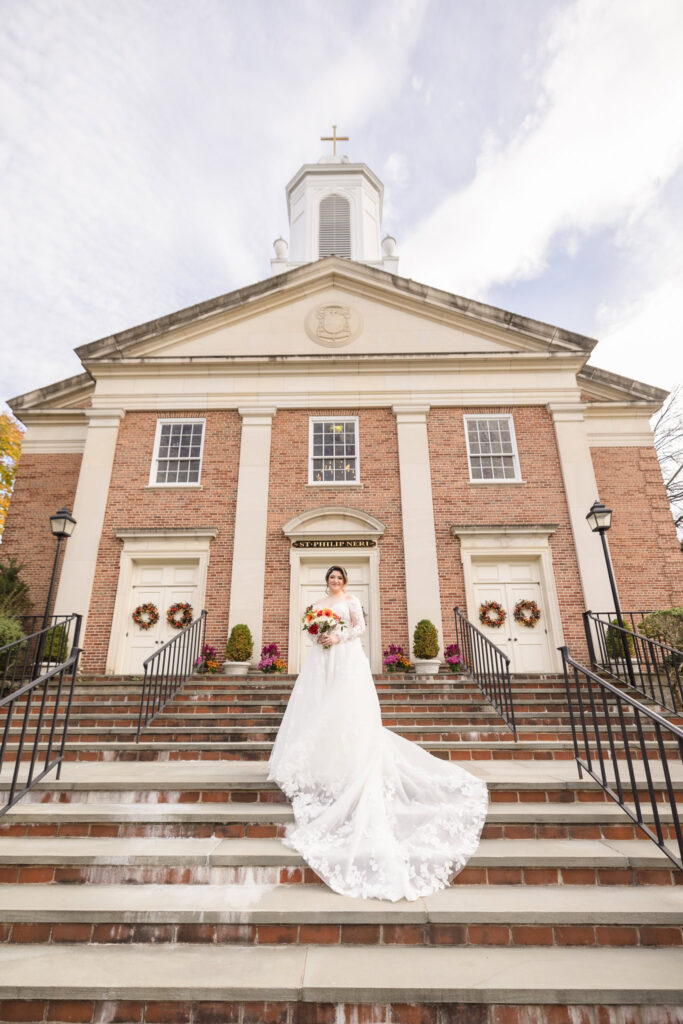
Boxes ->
[392,406,444,653]
[228,408,276,660]
[54,408,125,642]
[550,403,614,612]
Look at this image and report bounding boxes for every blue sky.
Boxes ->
[2,0,683,410]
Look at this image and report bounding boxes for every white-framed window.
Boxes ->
[309,416,359,484]
[464,415,521,482]
[150,419,205,486]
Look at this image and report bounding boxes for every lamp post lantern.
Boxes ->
[34,508,77,677]
[41,508,77,633]
[585,499,635,686]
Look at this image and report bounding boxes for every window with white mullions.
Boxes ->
[152,420,205,486]
[309,417,359,484]
[464,415,521,482]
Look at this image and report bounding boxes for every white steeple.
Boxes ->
[270,129,399,275]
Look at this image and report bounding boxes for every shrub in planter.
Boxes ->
[605,618,635,659]
[413,619,439,660]
[225,624,253,662]
[43,624,69,663]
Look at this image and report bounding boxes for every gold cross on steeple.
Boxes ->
[320,125,349,155]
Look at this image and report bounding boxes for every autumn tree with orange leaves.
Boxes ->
[0,412,23,537]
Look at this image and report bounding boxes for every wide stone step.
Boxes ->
[0,836,678,886]
[0,799,677,842]
[1,884,681,948]
[4,759,681,806]
[1,943,682,1018]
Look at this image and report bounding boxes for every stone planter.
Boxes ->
[221,660,250,677]
[413,658,441,677]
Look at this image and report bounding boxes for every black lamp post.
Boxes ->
[34,508,77,676]
[41,508,77,632]
[585,498,635,685]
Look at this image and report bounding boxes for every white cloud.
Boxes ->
[401,0,683,298]
[0,0,429,404]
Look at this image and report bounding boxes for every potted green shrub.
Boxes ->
[223,624,254,676]
[412,619,441,676]
[605,618,635,660]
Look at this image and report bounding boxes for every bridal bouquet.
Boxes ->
[302,605,345,649]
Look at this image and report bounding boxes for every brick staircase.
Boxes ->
[0,672,682,1023]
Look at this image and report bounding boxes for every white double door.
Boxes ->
[298,559,371,668]
[125,561,199,674]
[471,559,553,674]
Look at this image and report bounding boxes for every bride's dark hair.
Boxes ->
[325,565,348,588]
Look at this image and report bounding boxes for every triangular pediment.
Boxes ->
[10,258,665,413]
[73,258,597,367]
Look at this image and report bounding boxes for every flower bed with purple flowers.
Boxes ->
[444,643,463,671]
[258,643,287,674]
[382,643,412,673]
[195,643,220,674]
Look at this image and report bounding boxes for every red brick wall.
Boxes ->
[591,446,682,610]
[428,407,588,659]
[1,453,82,615]
[84,411,241,671]
[263,409,407,664]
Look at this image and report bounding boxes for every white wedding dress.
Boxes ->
[268,594,488,901]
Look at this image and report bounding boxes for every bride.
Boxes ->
[267,565,488,901]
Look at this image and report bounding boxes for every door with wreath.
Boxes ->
[471,559,552,674]
[126,560,199,674]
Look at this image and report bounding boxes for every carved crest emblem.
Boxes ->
[305,303,362,347]
[316,305,351,342]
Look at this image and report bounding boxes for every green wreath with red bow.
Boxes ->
[167,602,193,629]
[132,603,159,631]
[479,600,506,628]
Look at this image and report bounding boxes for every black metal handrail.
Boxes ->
[136,610,207,740]
[454,607,516,738]
[561,645,683,871]
[1,614,82,701]
[584,610,682,714]
[1,622,82,816]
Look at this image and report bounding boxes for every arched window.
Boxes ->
[318,194,351,258]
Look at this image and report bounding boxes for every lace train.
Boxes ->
[267,598,488,901]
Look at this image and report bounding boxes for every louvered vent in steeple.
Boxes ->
[318,194,351,258]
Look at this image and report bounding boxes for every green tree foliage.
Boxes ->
[605,618,635,659]
[0,557,31,617]
[638,607,683,652]
[225,624,254,662]
[412,619,439,659]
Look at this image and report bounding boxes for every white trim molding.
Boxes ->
[227,407,277,661]
[451,523,565,672]
[53,408,125,646]
[283,506,385,674]
[106,528,217,674]
[392,405,444,654]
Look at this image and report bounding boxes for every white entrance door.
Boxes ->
[126,561,199,674]
[471,559,553,674]
[297,559,371,669]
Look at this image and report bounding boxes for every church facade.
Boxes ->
[4,151,680,675]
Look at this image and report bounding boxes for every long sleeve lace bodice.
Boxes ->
[313,594,365,643]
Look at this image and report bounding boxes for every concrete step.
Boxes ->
[0,798,677,842]
[1,883,681,947]
[0,836,679,886]
[0,943,681,1019]
[4,759,681,805]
